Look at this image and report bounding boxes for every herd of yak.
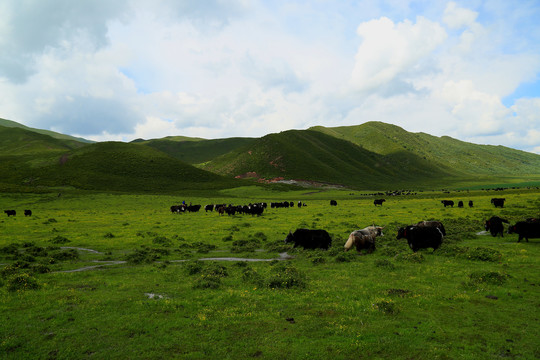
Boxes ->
[167,197,539,253]
[4,196,538,253]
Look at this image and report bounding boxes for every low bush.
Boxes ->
[267,264,306,289]
[394,252,425,263]
[7,273,40,292]
[375,258,395,270]
[468,271,509,286]
[50,236,71,244]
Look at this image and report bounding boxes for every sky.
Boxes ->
[1,0,540,154]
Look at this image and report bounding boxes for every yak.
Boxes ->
[484,216,509,237]
[491,198,506,208]
[344,226,384,253]
[396,226,443,252]
[508,220,540,242]
[4,210,16,217]
[285,229,332,250]
[374,199,386,206]
[415,220,446,236]
[441,200,454,207]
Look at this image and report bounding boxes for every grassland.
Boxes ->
[1,187,539,359]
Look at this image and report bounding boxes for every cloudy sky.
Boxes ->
[1,0,540,154]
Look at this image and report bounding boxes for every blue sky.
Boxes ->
[0,0,539,154]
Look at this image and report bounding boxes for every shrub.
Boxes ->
[7,273,39,292]
[394,252,425,263]
[312,256,326,265]
[231,239,260,253]
[193,274,222,289]
[185,261,204,275]
[249,232,267,242]
[334,252,356,263]
[1,261,31,278]
[267,264,306,289]
[192,242,217,254]
[372,299,399,315]
[124,247,166,264]
[50,236,71,244]
[0,243,19,255]
[104,232,115,239]
[375,259,395,270]
[468,271,509,286]
[30,264,51,274]
[51,249,79,261]
[152,236,172,247]
[465,247,502,262]
[242,267,264,286]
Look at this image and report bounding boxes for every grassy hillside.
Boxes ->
[136,137,256,164]
[0,126,87,155]
[0,118,93,144]
[0,141,242,193]
[202,130,453,189]
[310,122,540,175]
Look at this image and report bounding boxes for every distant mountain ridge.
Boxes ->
[0,118,538,192]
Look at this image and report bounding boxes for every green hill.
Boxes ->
[310,122,540,175]
[0,140,241,193]
[201,129,453,189]
[0,118,93,144]
[136,137,256,164]
[0,126,88,155]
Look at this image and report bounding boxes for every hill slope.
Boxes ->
[0,118,93,144]
[0,125,88,155]
[0,141,240,192]
[201,130,453,189]
[310,122,540,175]
[136,137,257,164]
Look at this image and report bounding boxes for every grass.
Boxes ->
[1,187,539,359]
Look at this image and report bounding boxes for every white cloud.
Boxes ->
[443,1,478,29]
[350,16,446,94]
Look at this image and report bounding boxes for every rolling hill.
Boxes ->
[0,117,93,144]
[1,119,539,192]
[134,137,256,164]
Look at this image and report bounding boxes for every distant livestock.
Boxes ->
[205,204,214,212]
[469,200,474,208]
[491,198,506,208]
[458,201,464,208]
[441,200,454,207]
[374,199,386,206]
[4,210,16,217]
[330,200,337,206]
[508,220,540,242]
[484,216,509,237]
[344,226,384,253]
[285,229,332,250]
[24,210,32,216]
[396,225,444,252]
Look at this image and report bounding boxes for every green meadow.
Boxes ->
[1,187,539,359]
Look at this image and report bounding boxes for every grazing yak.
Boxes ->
[344,226,384,253]
[4,210,16,217]
[441,200,454,207]
[458,201,464,208]
[508,219,540,242]
[373,199,386,206]
[396,226,444,252]
[285,229,332,250]
[491,198,506,208]
[484,216,509,237]
[330,200,337,206]
[415,220,446,236]
[24,210,32,216]
[469,200,474,208]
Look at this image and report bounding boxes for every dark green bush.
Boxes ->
[50,236,71,244]
[193,274,222,289]
[231,239,260,253]
[375,259,395,270]
[468,271,509,286]
[394,252,425,263]
[267,264,306,289]
[465,247,502,262]
[51,249,79,261]
[152,236,172,247]
[7,273,39,292]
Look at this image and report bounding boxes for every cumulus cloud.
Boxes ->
[350,16,446,94]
